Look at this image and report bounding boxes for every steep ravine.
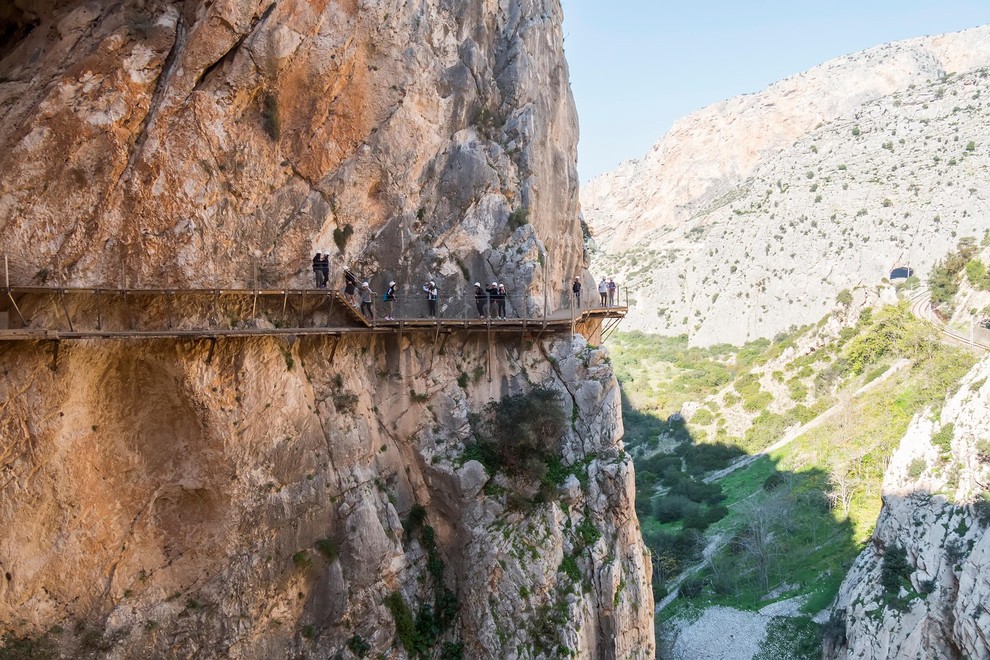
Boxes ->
[0,0,654,657]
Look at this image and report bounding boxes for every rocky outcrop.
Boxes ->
[0,0,653,656]
[583,25,990,345]
[828,356,990,659]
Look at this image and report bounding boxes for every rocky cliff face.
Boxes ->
[828,356,990,660]
[0,0,654,657]
[583,25,990,345]
[0,0,584,298]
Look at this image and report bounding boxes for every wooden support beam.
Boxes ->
[205,337,218,364]
[59,289,74,332]
[49,339,59,371]
[6,291,26,327]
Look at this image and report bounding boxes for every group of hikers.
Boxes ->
[570,276,619,308]
[313,251,619,321]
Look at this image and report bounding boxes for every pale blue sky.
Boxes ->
[561,0,989,181]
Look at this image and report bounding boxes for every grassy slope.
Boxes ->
[617,301,976,657]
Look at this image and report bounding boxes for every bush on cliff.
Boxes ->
[466,387,567,485]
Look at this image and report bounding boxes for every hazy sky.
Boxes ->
[561,0,989,181]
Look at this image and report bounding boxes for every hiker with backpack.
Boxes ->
[598,278,608,307]
[607,278,616,306]
[384,281,397,320]
[571,277,581,308]
[497,283,507,319]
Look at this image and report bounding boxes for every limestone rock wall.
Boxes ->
[0,0,584,305]
[0,0,654,656]
[828,356,990,660]
[0,328,654,657]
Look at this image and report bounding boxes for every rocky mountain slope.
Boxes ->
[583,25,990,346]
[0,1,654,657]
[828,355,990,659]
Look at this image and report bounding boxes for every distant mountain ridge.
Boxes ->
[583,24,990,345]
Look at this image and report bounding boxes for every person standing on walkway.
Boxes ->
[423,280,438,318]
[486,281,499,318]
[312,252,323,288]
[343,267,359,304]
[320,254,330,288]
[497,283,507,319]
[572,277,582,309]
[598,278,608,307]
[384,281,397,320]
[360,282,375,320]
[474,282,487,319]
[607,278,616,306]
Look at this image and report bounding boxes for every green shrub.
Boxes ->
[559,554,581,582]
[742,391,773,412]
[763,472,787,491]
[261,91,280,140]
[467,387,567,486]
[973,492,990,526]
[0,633,56,660]
[653,494,701,523]
[347,635,371,657]
[836,289,853,306]
[691,408,714,426]
[507,208,529,230]
[315,538,337,561]
[907,458,927,479]
[333,224,354,252]
[880,544,912,598]
[292,550,311,568]
[931,423,954,458]
[679,576,705,598]
[976,439,990,463]
[384,592,417,653]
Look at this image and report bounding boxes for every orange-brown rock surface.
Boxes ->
[0,1,653,657]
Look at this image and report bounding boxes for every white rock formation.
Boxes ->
[827,356,990,659]
[584,25,990,345]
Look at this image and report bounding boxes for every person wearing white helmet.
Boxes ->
[359,281,375,320]
[423,280,438,317]
[474,282,487,319]
[485,281,499,318]
[497,283,507,319]
[384,280,397,320]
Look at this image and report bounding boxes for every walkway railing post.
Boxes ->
[251,259,259,320]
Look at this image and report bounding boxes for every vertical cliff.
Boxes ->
[0,0,653,657]
[828,356,990,660]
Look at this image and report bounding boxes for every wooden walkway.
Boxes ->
[0,285,627,343]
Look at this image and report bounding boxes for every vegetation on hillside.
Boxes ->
[614,301,977,656]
